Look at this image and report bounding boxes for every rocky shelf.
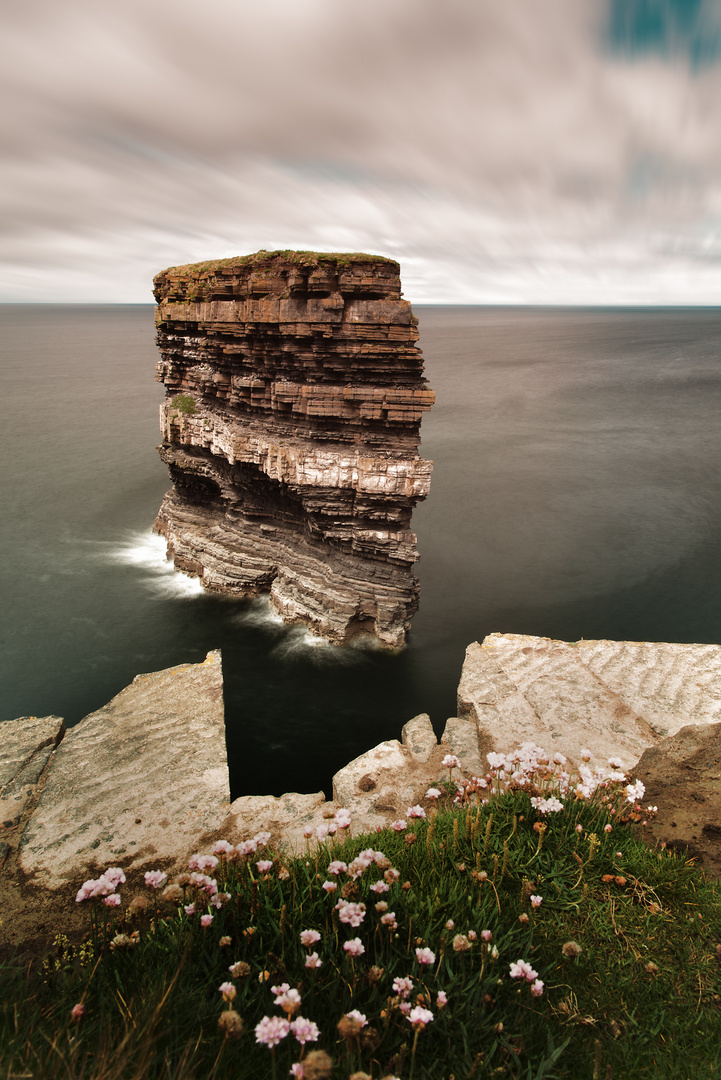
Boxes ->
[2,634,720,915]
[152,250,434,648]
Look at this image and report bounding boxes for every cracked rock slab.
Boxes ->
[0,716,64,830]
[19,652,229,888]
[459,632,721,778]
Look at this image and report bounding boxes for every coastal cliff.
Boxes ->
[152,250,434,647]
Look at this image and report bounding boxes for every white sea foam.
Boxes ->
[110,531,205,599]
[270,625,360,665]
[232,597,285,628]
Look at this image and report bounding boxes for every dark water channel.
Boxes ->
[2,304,721,796]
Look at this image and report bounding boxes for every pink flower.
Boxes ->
[143,870,167,889]
[201,914,213,928]
[274,988,302,1014]
[254,830,271,847]
[530,895,543,909]
[531,979,544,996]
[256,860,273,873]
[188,853,219,872]
[70,1003,85,1021]
[103,867,126,888]
[436,990,448,1008]
[604,824,613,833]
[406,804,427,819]
[336,900,366,927]
[390,819,407,831]
[425,788,442,800]
[334,809,352,829]
[188,872,218,894]
[315,825,328,841]
[304,952,322,969]
[327,861,347,876]
[212,840,234,855]
[380,912,397,929]
[235,839,258,857]
[75,870,124,902]
[407,1006,434,1029]
[184,903,196,916]
[348,855,372,879]
[393,976,413,999]
[300,929,321,947]
[399,1001,411,1014]
[370,880,389,894]
[303,826,314,839]
[343,938,365,957]
[290,1065,304,1078]
[290,1016,320,1045]
[321,881,337,893]
[255,1015,290,1047]
[509,960,538,982]
[103,893,121,907]
[415,947,436,965]
[218,982,236,1001]
[442,754,461,769]
[468,930,477,941]
[575,824,583,833]
[481,929,492,942]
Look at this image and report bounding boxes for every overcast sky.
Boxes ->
[3,0,721,303]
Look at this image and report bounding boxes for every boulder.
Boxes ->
[401,713,437,762]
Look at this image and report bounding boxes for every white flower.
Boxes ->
[625,780,646,804]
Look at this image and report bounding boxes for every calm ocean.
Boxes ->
[2,304,721,796]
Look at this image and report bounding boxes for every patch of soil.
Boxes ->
[634,721,721,880]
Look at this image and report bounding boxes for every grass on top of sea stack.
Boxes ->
[1,747,720,1080]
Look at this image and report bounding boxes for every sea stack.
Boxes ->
[152,250,434,647]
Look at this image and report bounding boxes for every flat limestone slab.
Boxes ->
[574,640,721,739]
[458,634,689,770]
[19,652,229,888]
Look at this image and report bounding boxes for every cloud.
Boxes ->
[3,0,721,302]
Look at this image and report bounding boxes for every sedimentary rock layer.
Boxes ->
[152,250,434,647]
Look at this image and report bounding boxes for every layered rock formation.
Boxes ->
[152,251,434,647]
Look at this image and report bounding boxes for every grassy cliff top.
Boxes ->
[155,249,399,280]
